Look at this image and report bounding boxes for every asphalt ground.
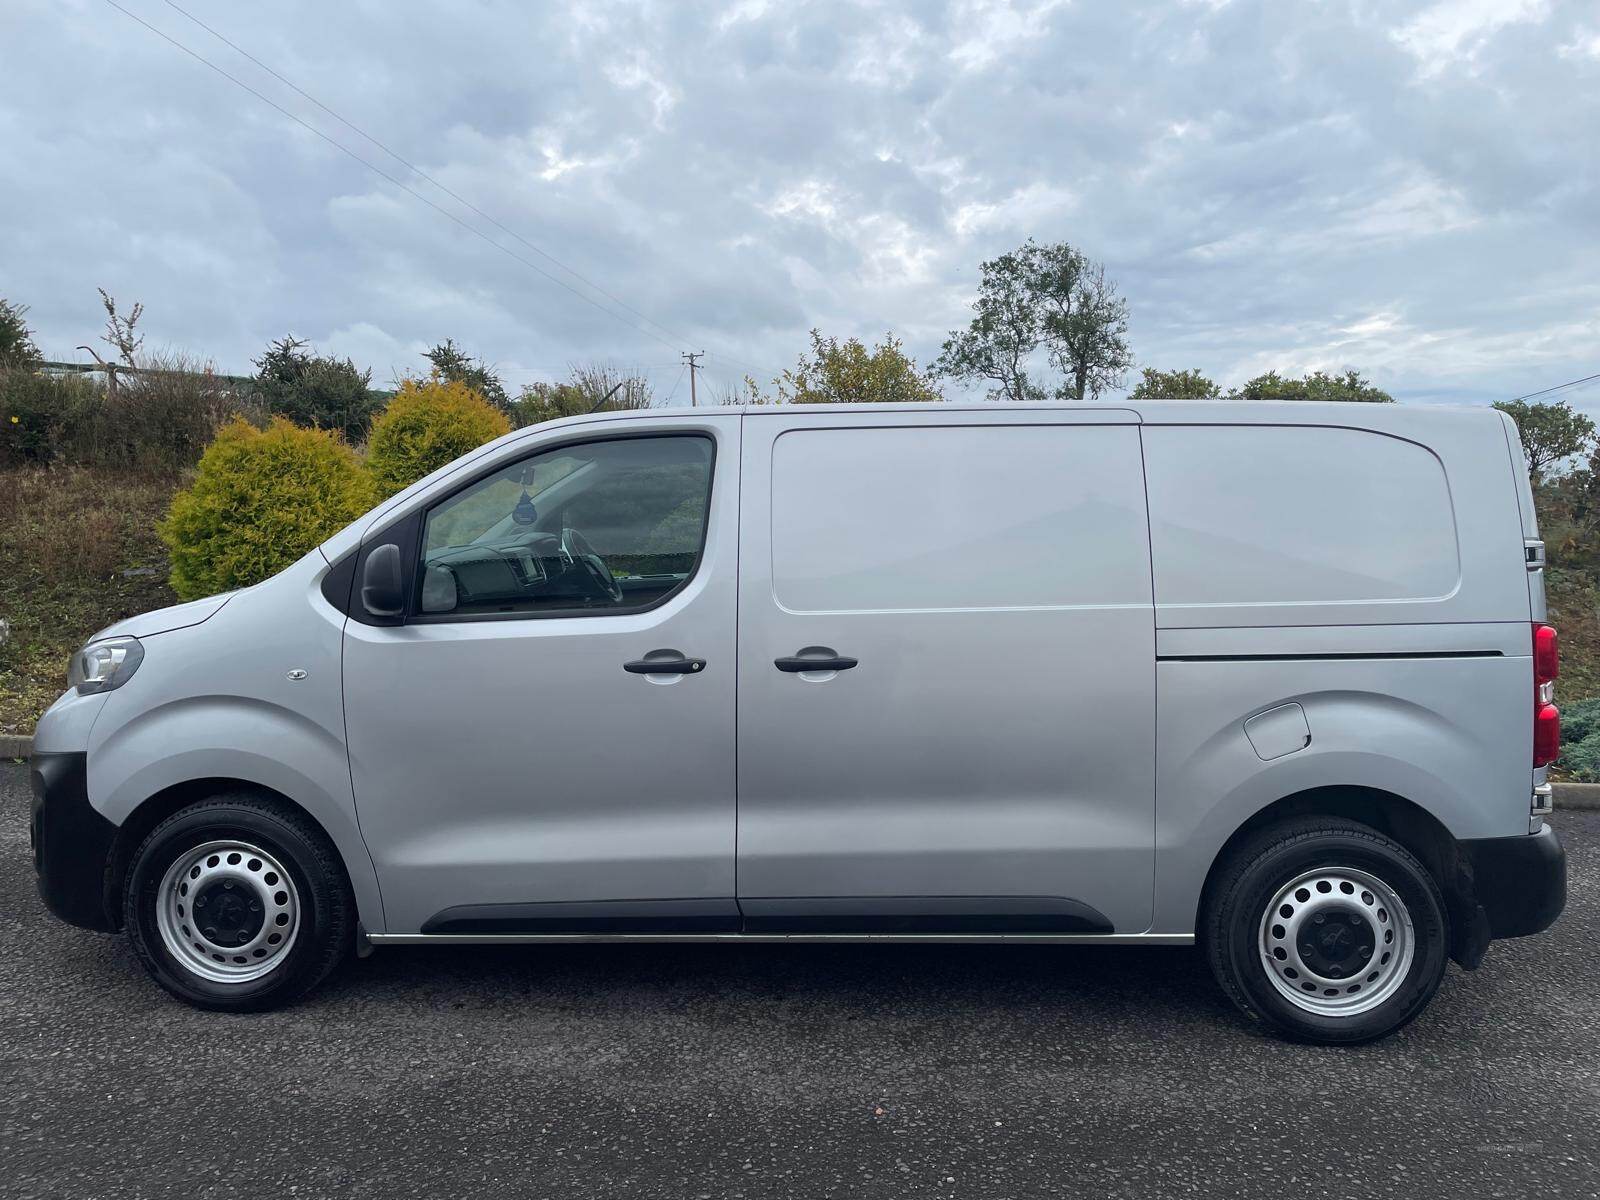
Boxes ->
[3,761,1597,1199]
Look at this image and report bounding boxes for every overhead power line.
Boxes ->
[661,363,689,406]
[1508,371,1600,404]
[104,0,683,354]
[127,0,781,382]
[160,0,697,353]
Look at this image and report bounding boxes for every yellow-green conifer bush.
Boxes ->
[364,377,511,498]
[159,416,371,600]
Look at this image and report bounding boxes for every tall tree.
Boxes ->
[1027,242,1133,401]
[1494,398,1596,481]
[1129,367,1220,399]
[1231,369,1394,404]
[933,239,1131,402]
[772,329,941,405]
[932,244,1048,402]
[0,298,41,368]
[425,339,509,413]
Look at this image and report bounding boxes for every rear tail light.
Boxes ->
[1533,623,1560,767]
[1535,703,1561,767]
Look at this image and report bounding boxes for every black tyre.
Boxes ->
[123,793,353,1011]
[1204,817,1449,1044]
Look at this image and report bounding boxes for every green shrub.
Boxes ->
[1558,730,1600,782]
[365,377,511,497]
[0,298,41,368]
[252,336,380,441]
[2,354,257,469]
[159,416,371,600]
[1560,696,1600,748]
[97,353,254,470]
[1,369,106,463]
[1556,695,1600,782]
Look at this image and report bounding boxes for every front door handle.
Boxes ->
[775,652,858,673]
[624,652,706,675]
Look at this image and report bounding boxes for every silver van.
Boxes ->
[30,401,1565,1042]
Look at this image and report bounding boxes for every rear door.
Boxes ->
[735,410,1156,933]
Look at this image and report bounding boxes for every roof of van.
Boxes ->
[560,398,1510,431]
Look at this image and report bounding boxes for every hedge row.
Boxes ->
[2,357,240,470]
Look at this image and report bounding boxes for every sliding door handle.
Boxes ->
[775,652,858,673]
[624,652,706,675]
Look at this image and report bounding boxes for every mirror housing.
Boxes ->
[361,543,405,617]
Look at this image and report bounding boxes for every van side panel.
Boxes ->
[1141,405,1535,934]
[1151,652,1533,932]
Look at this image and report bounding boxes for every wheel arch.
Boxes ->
[1195,784,1474,961]
[105,777,371,934]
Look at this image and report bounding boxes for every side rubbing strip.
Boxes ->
[1157,650,1504,663]
[738,896,1114,935]
[422,899,741,935]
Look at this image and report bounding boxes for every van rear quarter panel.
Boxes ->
[1135,404,1535,934]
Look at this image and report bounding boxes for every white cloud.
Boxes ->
[1558,29,1600,60]
[947,0,1068,72]
[604,52,681,131]
[1394,0,1549,76]
[952,183,1077,239]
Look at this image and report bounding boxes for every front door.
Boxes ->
[735,411,1156,933]
[344,417,740,934]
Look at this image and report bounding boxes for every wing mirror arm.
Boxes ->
[361,544,405,618]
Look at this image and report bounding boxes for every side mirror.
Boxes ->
[361,543,405,617]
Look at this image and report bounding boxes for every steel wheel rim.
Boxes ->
[155,839,301,984]
[1258,865,1415,1017]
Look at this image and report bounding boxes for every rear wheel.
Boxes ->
[1204,817,1449,1043]
[124,793,352,1011]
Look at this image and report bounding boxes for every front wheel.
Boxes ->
[123,793,353,1011]
[1204,817,1449,1044]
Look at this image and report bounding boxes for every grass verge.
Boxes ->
[0,466,180,734]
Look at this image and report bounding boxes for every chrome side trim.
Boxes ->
[366,931,1196,946]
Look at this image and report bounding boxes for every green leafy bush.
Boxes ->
[159,417,371,600]
[365,377,511,498]
[252,336,380,441]
[425,339,510,413]
[1,370,106,463]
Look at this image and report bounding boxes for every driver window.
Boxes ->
[419,435,713,617]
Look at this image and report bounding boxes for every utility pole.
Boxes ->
[681,350,703,406]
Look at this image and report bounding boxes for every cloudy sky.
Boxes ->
[2,0,1597,409]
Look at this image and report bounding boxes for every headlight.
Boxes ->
[68,636,145,694]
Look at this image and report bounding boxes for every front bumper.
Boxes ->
[29,751,120,932]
